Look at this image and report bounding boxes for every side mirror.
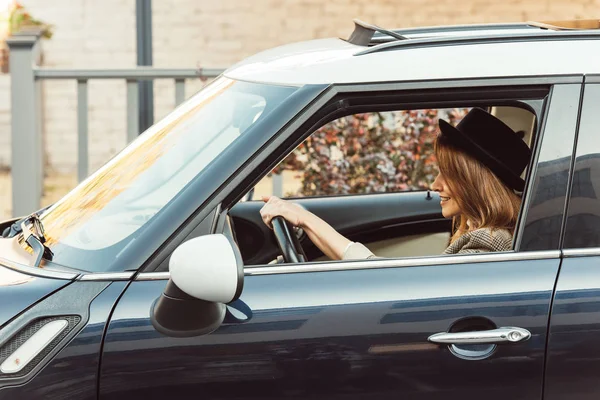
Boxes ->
[170,234,244,303]
[150,234,245,337]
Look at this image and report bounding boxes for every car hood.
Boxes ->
[0,264,71,329]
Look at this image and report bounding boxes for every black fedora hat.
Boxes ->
[438,107,532,191]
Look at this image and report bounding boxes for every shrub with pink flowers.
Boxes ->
[0,1,53,73]
[275,108,469,197]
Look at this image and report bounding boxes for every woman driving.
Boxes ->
[260,107,532,260]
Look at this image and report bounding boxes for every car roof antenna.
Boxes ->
[346,19,408,46]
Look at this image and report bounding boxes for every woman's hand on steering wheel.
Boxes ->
[260,196,308,263]
[260,196,306,228]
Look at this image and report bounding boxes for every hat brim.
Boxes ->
[438,118,526,191]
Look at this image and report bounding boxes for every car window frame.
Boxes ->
[223,79,556,260]
[222,78,566,208]
[129,75,579,279]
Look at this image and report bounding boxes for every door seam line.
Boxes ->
[540,252,563,400]
[96,279,133,400]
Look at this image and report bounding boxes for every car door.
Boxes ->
[544,80,600,400]
[97,80,581,400]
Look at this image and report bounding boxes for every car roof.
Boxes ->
[224,20,600,86]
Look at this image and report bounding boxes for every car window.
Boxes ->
[517,84,582,251]
[31,77,300,272]
[233,99,542,266]
[564,84,600,248]
[252,108,471,199]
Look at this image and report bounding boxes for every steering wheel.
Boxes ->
[271,216,307,263]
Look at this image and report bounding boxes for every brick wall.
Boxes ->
[1,0,597,174]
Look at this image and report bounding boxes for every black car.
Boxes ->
[1,19,600,399]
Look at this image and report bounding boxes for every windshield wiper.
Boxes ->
[2,204,52,238]
[21,213,53,268]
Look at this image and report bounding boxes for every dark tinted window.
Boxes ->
[529,168,593,207]
[564,84,600,249]
[520,84,582,251]
[531,169,570,207]
[571,168,597,199]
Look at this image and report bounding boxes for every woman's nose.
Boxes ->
[431,174,441,191]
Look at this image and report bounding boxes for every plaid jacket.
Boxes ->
[442,228,513,255]
[343,228,512,260]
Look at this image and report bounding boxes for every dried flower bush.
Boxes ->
[274,108,469,197]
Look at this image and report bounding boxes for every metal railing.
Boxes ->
[36,68,224,181]
[7,30,225,217]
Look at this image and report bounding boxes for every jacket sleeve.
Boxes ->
[342,242,376,260]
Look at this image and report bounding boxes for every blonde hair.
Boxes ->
[434,135,522,244]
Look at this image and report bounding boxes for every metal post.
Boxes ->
[174,78,185,106]
[77,80,89,182]
[136,0,153,133]
[7,31,43,217]
[126,80,140,143]
[273,173,284,197]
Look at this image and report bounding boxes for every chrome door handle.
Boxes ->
[428,327,531,345]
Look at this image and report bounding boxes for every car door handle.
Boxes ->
[428,326,531,345]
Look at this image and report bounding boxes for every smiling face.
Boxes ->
[432,131,524,241]
[431,172,462,219]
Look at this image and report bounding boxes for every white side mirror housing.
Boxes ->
[169,234,244,304]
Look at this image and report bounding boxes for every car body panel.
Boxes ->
[0,280,126,398]
[544,257,600,400]
[0,264,71,329]
[225,39,600,85]
[99,255,558,400]
[0,281,127,400]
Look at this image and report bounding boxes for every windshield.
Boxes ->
[34,77,299,272]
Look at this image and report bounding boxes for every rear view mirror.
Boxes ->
[150,234,244,337]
